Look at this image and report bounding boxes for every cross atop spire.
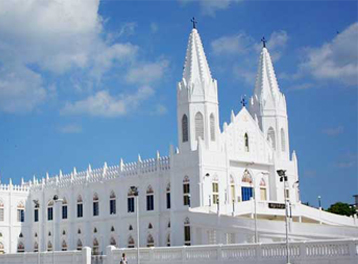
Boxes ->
[241,95,247,108]
[191,17,197,29]
[261,37,267,48]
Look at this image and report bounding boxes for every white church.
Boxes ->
[0,26,357,255]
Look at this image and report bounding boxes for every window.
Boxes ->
[195,112,204,140]
[77,239,83,251]
[184,217,191,246]
[148,223,153,229]
[208,230,217,244]
[17,242,25,253]
[127,188,136,213]
[17,202,25,222]
[260,179,267,201]
[281,128,286,152]
[147,234,154,247]
[61,240,67,251]
[183,176,190,206]
[128,236,135,248]
[110,191,116,215]
[77,229,81,234]
[182,114,189,142]
[111,226,115,232]
[34,242,39,253]
[34,208,39,222]
[166,183,171,209]
[47,205,53,221]
[93,193,99,216]
[110,237,116,246]
[93,238,99,255]
[212,181,219,204]
[47,241,52,252]
[93,227,97,233]
[166,234,171,247]
[210,114,215,141]
[77,195,83,218]
[241,170,253,201]
[267,127,276,150]
[244,133,249,152]
[146,185,154,211]
[0,242,4,254]
[62,198,68,220]
[0,200,4,222]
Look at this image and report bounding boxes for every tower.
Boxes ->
[177,26,220,153]
[249,43,290,160]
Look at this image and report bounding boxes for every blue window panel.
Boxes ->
[241,187,253,201]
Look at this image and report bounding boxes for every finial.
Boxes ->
[191,17,197,29]
[240,95,247,107]
[261,36,266,48]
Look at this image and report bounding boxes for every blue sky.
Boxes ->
[0,0,357,208]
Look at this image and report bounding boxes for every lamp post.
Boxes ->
[130,186,140,264]
[52,195,64,264]
[277,169,290,264]
[318,196,322,209]
[32,200,41,264]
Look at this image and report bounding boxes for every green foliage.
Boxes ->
[327,202,356,217]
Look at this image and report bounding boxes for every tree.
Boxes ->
[327,202,356,217]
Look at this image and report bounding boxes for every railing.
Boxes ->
[107,239,358,264]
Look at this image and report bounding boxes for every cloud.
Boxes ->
[150,23,159,33]
[287,83,314,91]
[59,124,82,134]
[211,33,253,56]
[126,60,169,85]
[322,126,344,136]
[335,153,357,169]
[0,64,46,113]
[61,86,154,117]
[179,0,242,16]
[298,22,358,86]
[211,30,288,85]
[153,104,168,115]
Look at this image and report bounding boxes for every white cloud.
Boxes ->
[150,23,159,33]
[0,64,46,113]
[153,104,168,115]
[211,33,253,56]
[322,126,344,136]
[179,0,242,16]
[61,86,154,117]
[298,22,358,86]
[59,124,82,134]
[126,60,169,85]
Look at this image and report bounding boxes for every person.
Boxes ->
[120,253,127,264]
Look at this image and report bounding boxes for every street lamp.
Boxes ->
[318,195,322,209]
[32,200,41,264]
[130,186,140,264]
[277,169,290,264]
[52,195,63,264]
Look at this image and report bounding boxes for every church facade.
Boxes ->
[0,27,357,255]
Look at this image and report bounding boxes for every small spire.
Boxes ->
[261,36,267,48]
[191,17,197,29]
[156,151,160,159]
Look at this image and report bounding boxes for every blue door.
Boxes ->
[241,187,253,201]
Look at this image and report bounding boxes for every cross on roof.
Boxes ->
[261,37,267,48]
[241,95,247,107]
[191,17,197,29]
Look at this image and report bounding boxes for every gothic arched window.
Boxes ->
[77,239,83,251]
[267,127,276,150]
[110,237,117,246]
[244,133,249,152]
[110,191,116,215]
[47,241,52,252]
[77,195,83,218]
[184,217,191,246]
[0,242,4,254]
[147,234,154,247]
[93,238,99,255]
[128,236,135,248]
[182,114,189,142]
[146,185,154,211]
[17,242,25,253]
[93,193,99,216]
[34,242,38,253]
[195,112,204,140]
[183,176,190,206]
[281,128,286,152]
[260,178,267,201]
[241,170,253,201]
[61,240,67,251]
[210,114,215,141]
[0,199,4,222]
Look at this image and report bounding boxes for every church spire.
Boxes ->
[254,45,281,103]
[182,27,212,84]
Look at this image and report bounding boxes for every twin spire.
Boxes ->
[182,27,212,84]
